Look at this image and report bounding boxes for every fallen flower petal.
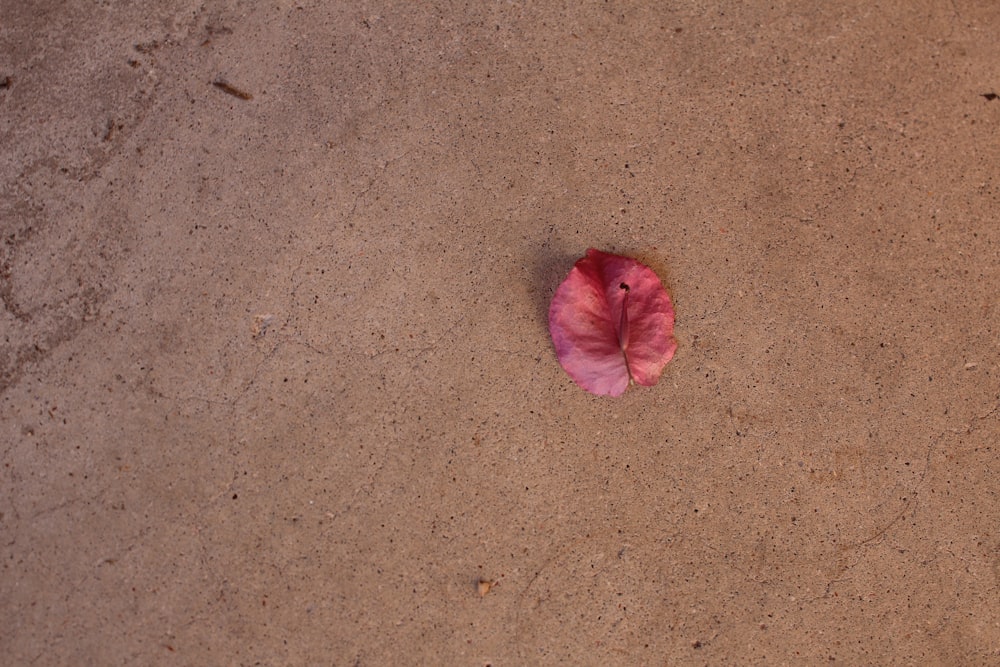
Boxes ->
[548,248,677,396]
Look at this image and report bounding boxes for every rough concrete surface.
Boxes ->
[2,1,999,665]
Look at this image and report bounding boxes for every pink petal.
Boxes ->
[548,249,677,396]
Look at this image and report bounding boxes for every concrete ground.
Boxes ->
[2,1,999,664]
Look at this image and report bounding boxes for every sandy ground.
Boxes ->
[2,1,999,665]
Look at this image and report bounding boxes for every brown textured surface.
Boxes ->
[2,2,999,664]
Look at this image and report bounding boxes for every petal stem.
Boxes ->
[618,282,631,380]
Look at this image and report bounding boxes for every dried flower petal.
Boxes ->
[548,249,676,396]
